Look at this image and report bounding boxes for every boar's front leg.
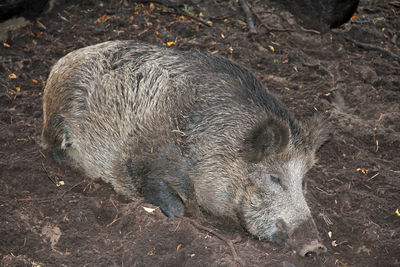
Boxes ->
[142,176,185,218]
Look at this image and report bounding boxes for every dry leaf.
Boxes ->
[268,45,275,52]
[96,14,108,23]
[357,168,369,174]
[143,206,156,213]
[166,41,175,47]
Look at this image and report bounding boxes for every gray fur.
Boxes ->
[42,40,328,255]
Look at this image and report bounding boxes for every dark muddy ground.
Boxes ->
[1,0,399,266]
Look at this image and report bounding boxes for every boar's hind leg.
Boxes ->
[142,177,185,218]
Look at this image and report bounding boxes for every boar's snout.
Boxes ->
[299,240,327,257]
[289,219,327,257]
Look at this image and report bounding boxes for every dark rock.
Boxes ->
[0,0,51,22]
[269,0,360,32]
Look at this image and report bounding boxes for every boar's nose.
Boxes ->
[288,219,327,257]
[298,240,327,257]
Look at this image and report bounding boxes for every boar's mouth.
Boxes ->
[287,219,328,257]
[243,212,327,257]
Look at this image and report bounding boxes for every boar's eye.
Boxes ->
[270,175,282,187]
[302,177,308,191]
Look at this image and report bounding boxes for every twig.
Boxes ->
[299,25,320,34]
[41,161,57,186]
[107,213,120,227]
[172,219,182,232]
[159,11,211,27]
[59,181,85,198]
[389,1,400,7]
[184,217,244,266]
[345,36,400,62]
[239,0,257,34]
[135,0,212,27]
[367,173,380,181]
[318,213,333,226]
[315,186,335,196]
[131,198,146,212]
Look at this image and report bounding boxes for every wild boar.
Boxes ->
[41,40,329,257]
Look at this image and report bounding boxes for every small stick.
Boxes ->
[367,173,380,181]
[184,217,244,266]
[59,181,84,198]
[239,0,257,34]
[299,25,320,34]
[315,186,335,196]
[136,0,212,27]
[106,214,120,227]
[345,36,400,62]
[41,162,57,186]
[159,11,211,27]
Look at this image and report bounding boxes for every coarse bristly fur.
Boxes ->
[41,40,329,256]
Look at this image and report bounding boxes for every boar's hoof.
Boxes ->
[299,240,327,257]
[160,199,184,218]
[143,179,185,218]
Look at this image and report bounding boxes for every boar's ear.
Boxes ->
[242,118,289,163]
[306,115,331,152]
